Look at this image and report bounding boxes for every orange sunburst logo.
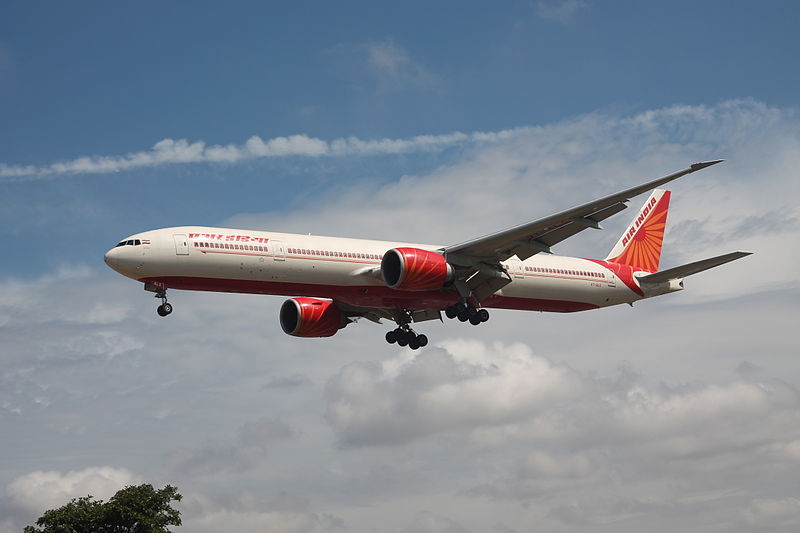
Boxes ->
[607,191,670,273]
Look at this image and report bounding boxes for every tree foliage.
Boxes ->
[23,484,182,533]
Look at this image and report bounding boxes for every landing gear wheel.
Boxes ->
[478,308,490,322]
[391,309,430,349]
[445,305,458,319]
[457,308,469,322]
[154,289,172,317]
[397,330,409,347]
[469,314,482,325]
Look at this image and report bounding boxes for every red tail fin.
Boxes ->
[605,189,670,273]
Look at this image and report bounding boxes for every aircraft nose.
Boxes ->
[104,247,119,269]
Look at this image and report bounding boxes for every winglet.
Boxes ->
[690,159,724,171]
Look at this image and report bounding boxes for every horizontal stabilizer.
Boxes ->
[637,251,752,284]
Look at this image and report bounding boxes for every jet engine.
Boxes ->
[381,247,453,291]
[279,298,345,337]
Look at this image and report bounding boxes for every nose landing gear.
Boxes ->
[155,289,173,317]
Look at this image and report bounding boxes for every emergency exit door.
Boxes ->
[173,234,189,255]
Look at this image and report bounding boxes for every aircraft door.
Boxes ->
[507,259,525,279]
[272,239,286,261]
[173,234,189,255]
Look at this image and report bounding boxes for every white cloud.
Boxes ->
[744,497,800,528]
[325,340,800,454]
[186,509,320,533]
[325,340,586,446]
[363,39,442,92]
[178,490,344,533]
[5,467,141,516]
[397,511,472,533]
[536,0,589,24]
[226,99,799,299]
[165,418,296,477]
[2,99,800,533]
[0,129,509,180]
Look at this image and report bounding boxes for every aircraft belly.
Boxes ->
[499,272,626,308]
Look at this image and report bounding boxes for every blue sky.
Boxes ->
[1,2,800,532]
[1,1,798,276]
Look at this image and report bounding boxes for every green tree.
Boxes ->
[23,484,182,533]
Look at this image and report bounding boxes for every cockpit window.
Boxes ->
[116,239,142,247]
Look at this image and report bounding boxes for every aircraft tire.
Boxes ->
[157,305,168,317]
[416,334,428,347]
[469,315,482,326]
[385,330,397,344]
[478,309,490,322]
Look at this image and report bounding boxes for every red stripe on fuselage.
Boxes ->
[586,259,644,296]
[140,276,599,313]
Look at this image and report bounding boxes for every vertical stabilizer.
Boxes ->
[605,189,671,273]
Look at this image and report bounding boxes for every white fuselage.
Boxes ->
[104,226,656,313]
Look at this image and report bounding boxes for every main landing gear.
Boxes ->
[155,289,173,317]
[385,326,428,350]
[444,301,489,325]
[385,310,428,350]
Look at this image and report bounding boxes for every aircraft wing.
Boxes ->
[442,160,724,301]
[334,300,442,324]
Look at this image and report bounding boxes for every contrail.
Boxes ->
[0,129,522,180]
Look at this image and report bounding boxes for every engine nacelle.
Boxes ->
[279,298,344,337]
[381,247,453,291]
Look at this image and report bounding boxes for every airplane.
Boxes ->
[104,160,750,349]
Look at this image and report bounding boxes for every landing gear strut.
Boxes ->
[445,301,489,326]
[385,310,428,350]
[155,289,173,317]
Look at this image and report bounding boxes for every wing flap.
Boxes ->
[637,251,752,284]
[510,201,630,260]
